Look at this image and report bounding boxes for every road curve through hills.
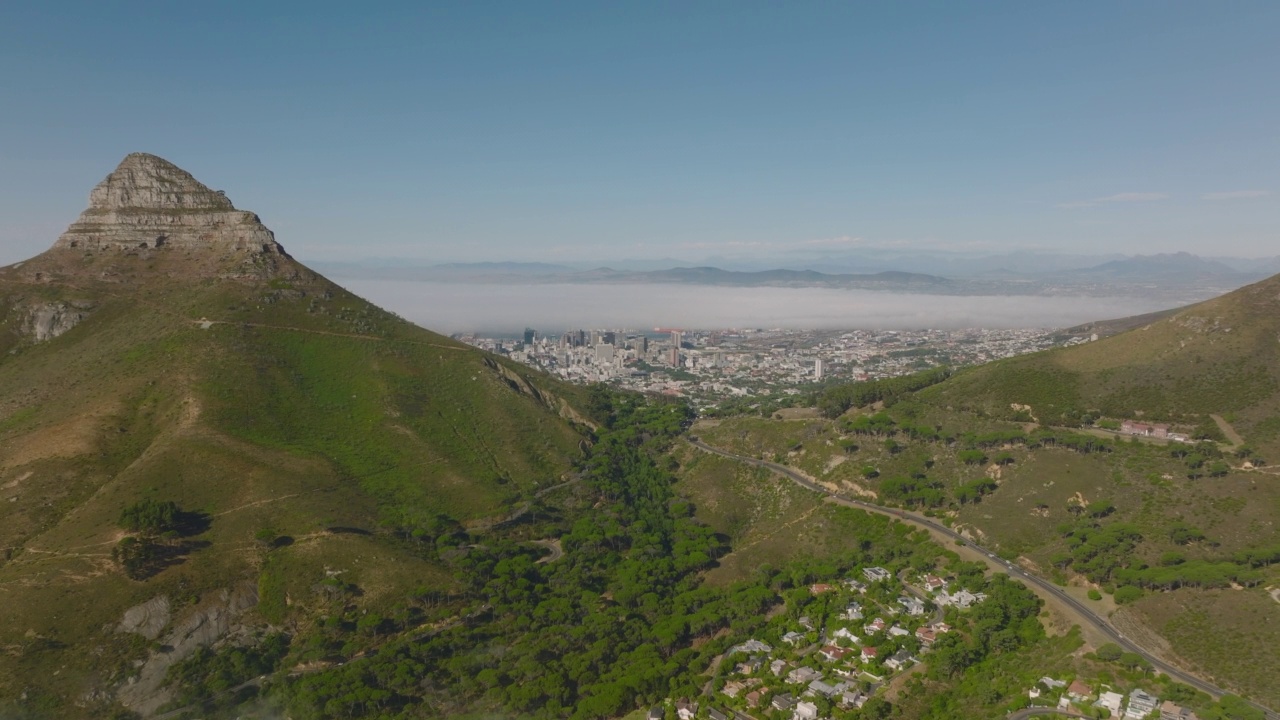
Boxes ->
[687,438,1279,720]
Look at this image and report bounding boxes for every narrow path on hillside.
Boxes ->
[1210,414,1245,448]
[716,504,821,563]
[192,318,468,351]
[687,438,1280,720]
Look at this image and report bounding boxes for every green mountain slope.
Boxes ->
[0,155,591,717]
[920,272,1280,450]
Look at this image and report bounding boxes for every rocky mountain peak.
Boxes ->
[85,152,235,213]
[52,153,288,259]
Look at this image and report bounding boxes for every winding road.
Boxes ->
[688,438,1279,720]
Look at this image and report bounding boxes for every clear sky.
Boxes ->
[1,1,1276,265]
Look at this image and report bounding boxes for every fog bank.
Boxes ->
[336,280,1178,334]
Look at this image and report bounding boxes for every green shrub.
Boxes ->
[119,499,180,535]
[1112,585,1144,604]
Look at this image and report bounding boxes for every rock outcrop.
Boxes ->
[117,583,259,716]
[53,153,287,257]
[115,595,172,641]
[20,299,93,341]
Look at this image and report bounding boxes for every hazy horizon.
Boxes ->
[338,279,1178,335]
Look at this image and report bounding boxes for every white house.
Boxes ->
[1096,691,1124,717]
[863,567,891,582]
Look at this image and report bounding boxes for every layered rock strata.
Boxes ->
[53,153,287,257]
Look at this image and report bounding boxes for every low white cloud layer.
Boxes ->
[338,280,1176,335]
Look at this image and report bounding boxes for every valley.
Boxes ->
[1,154,1277,720]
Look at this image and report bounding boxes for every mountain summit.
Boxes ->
[0,154,590,716]
[53,152,285,256]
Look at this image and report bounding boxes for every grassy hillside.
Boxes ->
[0,251,590,716]
[692,406,1280,707]
[919,273,1280,453]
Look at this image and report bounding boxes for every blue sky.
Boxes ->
[1,1,1276,265]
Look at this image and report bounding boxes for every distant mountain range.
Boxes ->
[1057,252,1250,282]
[314,251,1276,302]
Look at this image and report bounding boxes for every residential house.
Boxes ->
[921,574,946,593]
[1160,701,1201,720]
[809,582,834,594]
[798,616,815,631]
[783,631,806,646]
[722,681,747,699]
[1121,420,1171,438]
[1096,691,1124,717]
[899,596,927,616]
[931,622,952,634]
[708,709,729,720]
[647,707,663,720]
[794,700,819,720]
[844,579,868,593]
[832,627,860,644]
[818,645,853,663]
[841,690,867,709]
[1120,420,1149,435]
[937,589,986,608]
[808,679,841,699]
[1067,680,1093,702]
[915,627,937,646]
[860,646,880,663]
[787,666,822,685]
[863,567,892,582]
[772,694,796,712]
[1126,689,1160,719]
[676,698,697,720]
[735,655,765,675]
[864,618,887,635]
[884,649,915,671]
[842,601,864,620]
[888,624,910,638]
[770,659,789,677]
[730,639,772,655]
[745,690,766,709]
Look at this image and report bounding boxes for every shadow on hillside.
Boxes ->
[118,509,215,581]
[173,509,213,537]
[325,526,372,536]
[121,539,213,580]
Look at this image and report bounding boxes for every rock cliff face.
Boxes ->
[115,584,259,716]
[52,153,287,257]
[20,299,93,341]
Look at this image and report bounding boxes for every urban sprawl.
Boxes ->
[458,327,1078,409]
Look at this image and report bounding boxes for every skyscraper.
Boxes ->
[814,358,824,381]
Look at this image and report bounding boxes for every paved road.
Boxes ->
[688,438,1279,720]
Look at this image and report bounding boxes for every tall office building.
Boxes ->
[814,358,825,381]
